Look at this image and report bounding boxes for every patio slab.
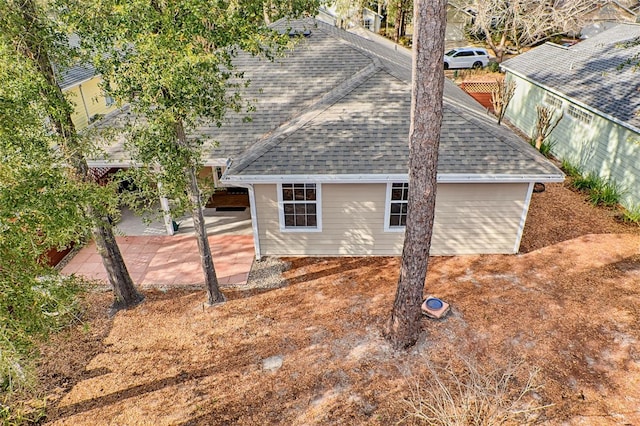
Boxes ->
[62,234,254,289]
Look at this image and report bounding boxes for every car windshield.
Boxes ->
[445,50,458,56]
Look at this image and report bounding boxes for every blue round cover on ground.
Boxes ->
[426,298,443,310]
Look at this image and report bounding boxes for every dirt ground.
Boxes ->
[36,182,640,425]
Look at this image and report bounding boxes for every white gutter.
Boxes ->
[222,172,565,185]
[503,67,640,136]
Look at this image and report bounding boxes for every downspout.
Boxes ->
[247,184,262,261]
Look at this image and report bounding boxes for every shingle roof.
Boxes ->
[501,23,640,132]
[58,63,96,90]
[221,19,561,180]
[90,18,562,181]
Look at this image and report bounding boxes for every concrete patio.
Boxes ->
[62,208,255,289]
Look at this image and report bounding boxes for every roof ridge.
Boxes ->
[227,59,382,174]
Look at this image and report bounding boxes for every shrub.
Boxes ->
[561,159,582,178]
[487,61,500,72]
[588,180,622,207]
[572,171,601,192]
[0,272,84,398]
[403,357,551,425]
[620,204,640,224]
[529,138,556,158]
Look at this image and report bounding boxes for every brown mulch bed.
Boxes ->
[36,182,640,425]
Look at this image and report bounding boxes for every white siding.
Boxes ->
[253,182,529,256]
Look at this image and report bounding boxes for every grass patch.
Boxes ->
[403,357,551,425]
[561,161,623,208]
[588,181,622,207]
[620,204,640,224]
[561,159,582,178]
[530,138,556,158]
[572,171,601,192]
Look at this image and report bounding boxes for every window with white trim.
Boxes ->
[566,104,593,125]
[544,92,563,110]
[279,183,321,231]
[385,182,409,231]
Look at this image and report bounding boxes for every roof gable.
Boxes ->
[221,19,561,181]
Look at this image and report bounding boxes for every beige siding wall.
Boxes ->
[64,76,117,130]
[431,183,528,255]
[253,182,529,256]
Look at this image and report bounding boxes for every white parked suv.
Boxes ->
[444,47,490,70]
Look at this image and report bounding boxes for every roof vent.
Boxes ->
[288,29,312,38]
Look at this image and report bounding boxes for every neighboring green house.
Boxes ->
[58,64,117,131]
[501,23,640,210]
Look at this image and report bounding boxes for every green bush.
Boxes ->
[588,180,622,207]
[561,159,582,178]
[487,61,500,72]
[621,205,640,224]
[529,138,556,158]
[572,171,601,192]
[0,271,84,395]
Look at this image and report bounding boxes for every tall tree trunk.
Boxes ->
[18,0,143,309]
[175,121,225,305]
[386,0,446,349]
[394,0,404,42]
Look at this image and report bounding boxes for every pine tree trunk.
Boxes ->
[18,0,143,309]
[92,212,143,309]
[386,0,447,349]
[175,121,225,305]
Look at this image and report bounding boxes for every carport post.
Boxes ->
[157,181,174,236]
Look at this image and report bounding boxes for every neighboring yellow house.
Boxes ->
[59,64,117,130]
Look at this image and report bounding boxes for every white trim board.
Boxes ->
[223,172,564,185]
[276,182,323,233]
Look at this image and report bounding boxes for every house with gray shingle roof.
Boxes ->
[89,18,563,257]
[501,23,640,211]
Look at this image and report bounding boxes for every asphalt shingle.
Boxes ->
[222,18,561,179]
[501,23,640,132]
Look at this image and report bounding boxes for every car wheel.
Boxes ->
[472,61,483,69]
[444,63,449,70]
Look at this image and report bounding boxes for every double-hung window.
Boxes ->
[278,183,321,232]
[384,182,409,231]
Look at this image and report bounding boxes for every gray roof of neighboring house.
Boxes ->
[58,63,96,90]
[501,23,640,133]
[90,18,562,181]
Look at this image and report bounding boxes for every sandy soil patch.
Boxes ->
[38,183,640,425]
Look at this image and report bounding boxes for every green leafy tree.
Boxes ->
[386,0,447,348]
[0,38,94,397]
[0,0,143,310]
[69,0,319,305]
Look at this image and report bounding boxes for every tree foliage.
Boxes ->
[67,0,319,304]
[0,38,93,397]
[463,0,593,62]
[2,0,143,311]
